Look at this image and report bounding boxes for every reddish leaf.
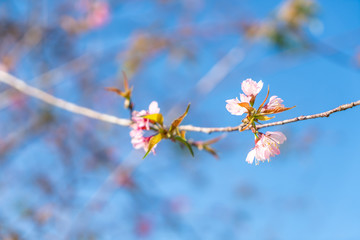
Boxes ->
[105,87,127,98]
[261,105,296,115]
[238,102,255,113]
[122,71,129,91]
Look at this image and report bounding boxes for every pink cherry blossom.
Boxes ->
[241,78,263,97]
[246,131,286,165]
[225,94,251,116]
[262,96,284,111]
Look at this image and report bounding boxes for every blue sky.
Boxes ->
[1,0,360,239]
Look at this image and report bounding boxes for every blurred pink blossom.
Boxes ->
[246,131,286,165]
[80,0,110,28]
[135,216,153,237]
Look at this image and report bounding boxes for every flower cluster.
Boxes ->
[226,78,294,165]
[130,101,160,154]
[226,79,263,115]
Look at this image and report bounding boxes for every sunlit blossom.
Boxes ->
[262,96,284,111]
[246,131,286,165]
[241,78,263,97]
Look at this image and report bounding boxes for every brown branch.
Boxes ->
[1,70,359,134]
[179,100,360,134]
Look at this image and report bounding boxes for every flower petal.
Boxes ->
[225,98,247,115]
[240,93,251,103]
[266,131,287,144]
[148,101,160,114]
[246,149,256,164]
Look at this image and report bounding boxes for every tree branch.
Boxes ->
[0,71,131,126]
[179,100,360,133]
[1,70,359,134]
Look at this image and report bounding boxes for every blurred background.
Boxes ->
[0,0,360,239]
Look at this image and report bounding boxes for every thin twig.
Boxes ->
[0,54,90,111]
[1,71,359,134]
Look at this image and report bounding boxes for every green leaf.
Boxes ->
[143,134,163,159]
[256,115,275,121]
[142,113,164,125]
[174,136,194,157]
[169,104,190,132]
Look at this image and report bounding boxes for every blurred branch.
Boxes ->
[1,70,359,134]
[0,70,131,126]
[0,54,90,111]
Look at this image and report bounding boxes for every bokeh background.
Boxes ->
[0,0,360,239]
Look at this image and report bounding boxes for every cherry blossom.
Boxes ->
[241,78,263,97]
[246,131,286,165]
[226,78,263,116]
[262,96,284,111]
[225,79,294,163]
[129,101,160,153]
